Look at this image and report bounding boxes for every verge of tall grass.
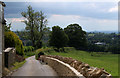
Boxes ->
[24,52,36,58]
[11,60,26,70]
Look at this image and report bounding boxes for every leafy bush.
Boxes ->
[12,60,26,70]
[24,52,36,58]
[64,47,75,52]
[49,26,69,51]
[35,47,54,59]
[24,46,34,52]
[5,31,24,56]
[35,47,75,59]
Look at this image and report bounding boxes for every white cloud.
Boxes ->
[5,17,26,31]
[5,15,118,31]
[108,6,118,12]
[48,14,118,31]
[5,17,26,23]
[48,14,81,28]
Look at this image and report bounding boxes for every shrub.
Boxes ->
[35,47,54,59]
[35,47,75,59]
[24,46,34,52]
[64,47,75,51]
[25,52,35,57]
[49,26,69,51]
[5,31,24,56]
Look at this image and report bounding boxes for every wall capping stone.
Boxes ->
[46,57,84,77]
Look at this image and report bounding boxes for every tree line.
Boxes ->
[49,24,87,51]
[87,32,120,54]
[16,5,119,54]
[17,5,86,51]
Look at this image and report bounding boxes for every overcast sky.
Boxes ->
[3,0,118,32]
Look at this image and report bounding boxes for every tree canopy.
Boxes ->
[21,5,47,48]
[49,26,69,51]
[64,24,87,50]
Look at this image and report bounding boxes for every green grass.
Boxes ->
[46,49,118,76]
[11,60,26,70]
[24,52,36,58]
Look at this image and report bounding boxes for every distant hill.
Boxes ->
[87,31,118,34]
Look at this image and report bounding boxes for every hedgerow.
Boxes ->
[5,31,24,56]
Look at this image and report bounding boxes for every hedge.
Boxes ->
[24,46,34,52]
[35,47,75,60]
[5,31,24,56]
[35,47,54,59]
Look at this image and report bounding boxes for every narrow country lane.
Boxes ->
[11,56,58,76]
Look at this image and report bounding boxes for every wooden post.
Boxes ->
[0,1,5,77]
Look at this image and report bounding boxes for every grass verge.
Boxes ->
[11,60,26,70]
[24,52,36,58]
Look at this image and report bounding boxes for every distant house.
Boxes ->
[95,42,106,45]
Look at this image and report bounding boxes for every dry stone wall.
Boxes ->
[39,55,112,78]
[40,56,84,77]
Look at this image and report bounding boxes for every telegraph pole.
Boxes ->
[0,1,5,77]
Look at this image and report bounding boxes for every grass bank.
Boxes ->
[24,52,36,58]
[11,60,26,70]
[36,47,118,76]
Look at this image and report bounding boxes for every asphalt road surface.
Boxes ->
[11,56,58,76]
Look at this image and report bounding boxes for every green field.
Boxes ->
[46,49,118,76]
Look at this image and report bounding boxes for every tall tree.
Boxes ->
[34,11,48,48]
[21,5,47,48]
[42,27,51,47]
[21,5,35,47]
[49,26,69,51]
[64,24,87,50]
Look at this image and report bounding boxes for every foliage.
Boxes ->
[46,48,118,76]
[4,23,11,32]
[24,46,35,58]
[21,5,48,48]
[35,47,75,59]
[16,27,50,47]
[5,31,24,56]
[16,30,29,41]
[49,26,69,51]
[24,52,36,58]
[24,46,34,52]
[35,47,54,59]
[42,27,51,47]
[64,47,75,52]
[87,43,105,52]
[87,32,120,54]
[64,24,87,50]
[108,45,120,54]
[11,60,26,70]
